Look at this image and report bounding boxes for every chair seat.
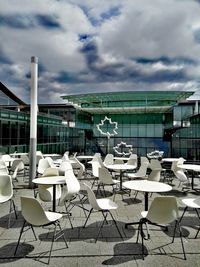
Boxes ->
[0,195,12,203]
[45,211,63,222]
[96,198,118,210]
[112,179,120,184]
[182,198,200,209]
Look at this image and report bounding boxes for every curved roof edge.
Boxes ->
[0,81,26,106]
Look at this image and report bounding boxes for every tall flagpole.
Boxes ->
[29,56,38,188]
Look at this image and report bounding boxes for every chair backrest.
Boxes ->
[99,166,113,185]
[149,159,162,170]
[0,159,7,168]
[126,154,138,167]
[37,158,51,175]
[72,157,85,179]
[84,183,101,210]
[62,151,69,161]
[91,161,101,178]
[20,154,30,165]
[135,161,149,177]
[65,169,80,195]
[59,160,73,175]
[172,157,186,172]
[0,161,8,175]
[42,167,59,177]
[174,169,188,182]
[140,156,150,167]
[36,151,44,165]
[1,155,12,167]
[103,154,114,166]
[95,155,104,167]
[11,159,24,172]
[148,169,161,182]
[146,196,179,224]
[0,175,13,200]
[45,157,55,167]
[21,196,50,226]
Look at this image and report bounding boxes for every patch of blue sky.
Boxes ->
[100,5,121,20]
[79,4,121,27]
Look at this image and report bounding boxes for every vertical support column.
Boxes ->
[29,56,38,188]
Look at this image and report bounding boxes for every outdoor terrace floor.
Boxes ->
[0,172,200,267]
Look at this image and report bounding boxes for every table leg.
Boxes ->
[144,192,148,211]
[52,185,56,212]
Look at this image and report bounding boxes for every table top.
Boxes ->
[9,152,28,156]
[106,164,136,171]
[113,157,129,161]
[178,164,200,171]
[123,180,172,193]
[32,176,66,185]
[43,153,62,158]
[77,155,94,160]
[162,158,180,162]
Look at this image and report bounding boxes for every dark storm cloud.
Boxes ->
[80,40,191,84]
[0,14,61,29]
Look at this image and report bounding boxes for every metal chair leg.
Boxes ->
[14,220,26,255]
[83,208,93,227]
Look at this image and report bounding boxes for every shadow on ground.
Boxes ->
[102,242,147,265]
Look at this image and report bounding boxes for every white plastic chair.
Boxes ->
[126,154,138,168]
[72,157,85,179]
[10,159,25,182]
[127,162,149,180]
[0,160,9,175]
[103,154,114,166]
[37,158,51,176]
[36,151,44,165]
[171,158,188,187]
[1,154,13,168]
[96,166,120,197]
[0,174,17,228]
[59,169,87,227]
[14,196,68,264]
[140,156,150,168]
[37,168,62,203]
[180,197,200,238]
[83,183,123,242]
[90,160,102,187]
[45,156,56,168]
[58,160,73,176]
[136,196,186,260]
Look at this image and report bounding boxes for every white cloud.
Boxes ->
[0,0,200,103]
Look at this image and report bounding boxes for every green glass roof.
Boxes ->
[61,91,194,114]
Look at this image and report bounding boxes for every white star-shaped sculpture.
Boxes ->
[96,116,118,139]
[113,141,133,156]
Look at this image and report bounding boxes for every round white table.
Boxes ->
[106,164,137,190]
[33,176,65,212]
[178,164,200,191]
[162,158,180,162]
[123,180,172,211]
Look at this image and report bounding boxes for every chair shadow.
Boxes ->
[39,220,135,243]
[122,197,142,206]
[0,242,34,264]
[0,211,23,229]
[102,242,147,265]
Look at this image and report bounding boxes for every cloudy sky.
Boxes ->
[1,0,200,104]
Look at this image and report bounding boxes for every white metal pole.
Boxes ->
[29,56,38,188]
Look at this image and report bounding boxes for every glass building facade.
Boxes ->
[1,82,200,162]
